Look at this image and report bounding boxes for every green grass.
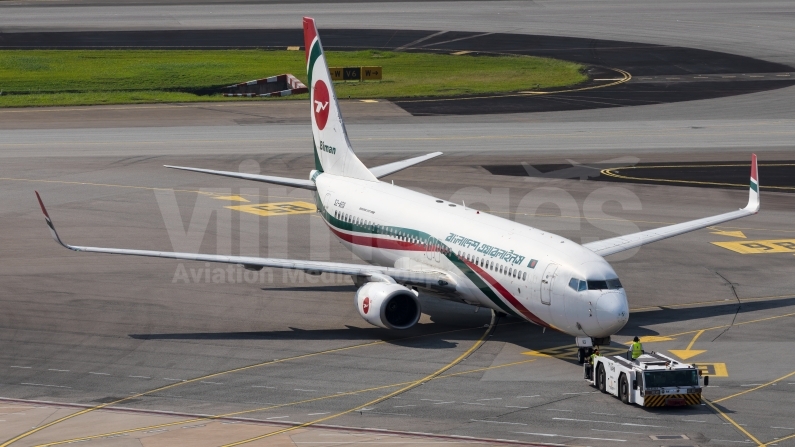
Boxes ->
[0,50,587,107]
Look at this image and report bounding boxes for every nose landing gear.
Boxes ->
[575,336,611,364]
[577,347,593,365]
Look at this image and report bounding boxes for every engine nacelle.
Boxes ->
[355,282,421,330]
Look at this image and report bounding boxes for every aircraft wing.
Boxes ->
[368,152,443,178]
[35,192,454,291]
[164,165,316,190]
[583,154,760,257]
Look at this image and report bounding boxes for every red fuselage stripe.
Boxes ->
[463,259,550,328]
[327,225,426,252]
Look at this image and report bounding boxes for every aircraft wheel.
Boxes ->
[619,373,630,404]
[597,364,607,393]
[577,348,585,364]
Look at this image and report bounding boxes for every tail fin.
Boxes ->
[304,17,376,181]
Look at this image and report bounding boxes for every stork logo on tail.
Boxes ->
[313,80,330,130]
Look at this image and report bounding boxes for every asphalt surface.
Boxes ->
[2,1,795,447]
[483,160,795,193]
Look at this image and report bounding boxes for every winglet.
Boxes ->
[744,153,760,214]
[35,191,70,249]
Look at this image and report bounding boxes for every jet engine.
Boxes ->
[355,282,421,330]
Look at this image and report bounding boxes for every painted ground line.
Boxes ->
[704,399,762,446]
[29,349,534,446]
[552,417,665,428]
[4,325,488,447]
[513,432,626,442]
[217,317,497,447]
[714,370,795,403]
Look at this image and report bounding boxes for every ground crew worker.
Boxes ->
[584,347,600,380]
[629,336,644,360]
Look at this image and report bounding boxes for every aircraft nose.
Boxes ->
[595,291,629,334]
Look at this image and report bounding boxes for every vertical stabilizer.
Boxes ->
[304,17,377,181]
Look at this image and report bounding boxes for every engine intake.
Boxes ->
[355,282,421,330]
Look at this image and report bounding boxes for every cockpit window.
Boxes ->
[587,279,623,290]
[578,280,587,292]
[568,278,580,291]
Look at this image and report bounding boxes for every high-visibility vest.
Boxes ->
[631,342,643,359]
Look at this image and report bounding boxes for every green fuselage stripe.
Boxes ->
[314,189,520,317]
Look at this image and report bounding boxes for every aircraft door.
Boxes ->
[540,263,558,305]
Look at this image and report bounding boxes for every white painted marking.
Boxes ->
[771,427,795,430]
[20,383,71,388]
[433,401,455,405]
[181,424,206,429]
[89,372,110,376]
[201,381,223,385]
[477,398,502,401]
[420,399,444,402]
[293,389,316,392]
[592,428,646,435]
[129,375,151,379]
[514,431,626,442]
[145,429,168,433]
[741,383,762,387]
[163,378,184,382]
[592,412,616,416]
[48,369,69,372]
[393,405,416,408]
[307,412,329,416]
[594,79,623,81]
[252,385,275,388]
[553,417,665,428]
[711,439,754,444]
[266,416,290,420]
[516,395,540,398]
[546,409,572,412]
[563,392,594,395]
[10,366,32,369]
[683,419,707,423]
[505,406,529,409]
[462,402,485,406]
[470,419,526,425]
[776,74,791,77]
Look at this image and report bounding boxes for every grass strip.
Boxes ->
[0,49,587,107]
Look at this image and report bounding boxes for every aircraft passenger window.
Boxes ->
[523,272,527,281]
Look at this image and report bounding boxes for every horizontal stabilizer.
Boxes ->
[164,165,316,190]
[369,152,443,178]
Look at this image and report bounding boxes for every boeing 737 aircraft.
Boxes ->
[36,17,761,363]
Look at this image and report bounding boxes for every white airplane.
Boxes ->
[35,17,760,363]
